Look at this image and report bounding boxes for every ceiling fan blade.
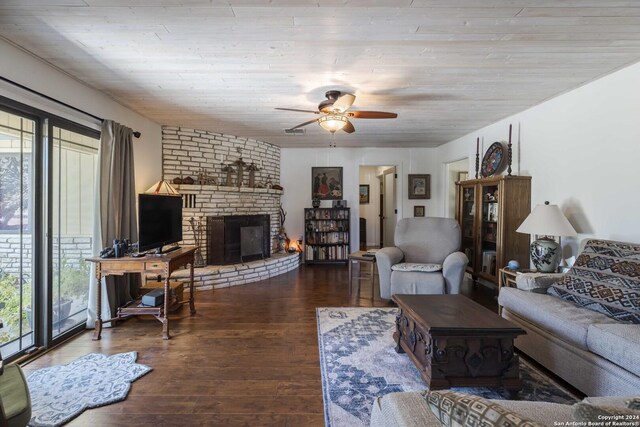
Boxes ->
[275,108,320,114]
[342,121,355,133]
[347,111,398,119]
[332,93,356,112]
[288,118,319,130]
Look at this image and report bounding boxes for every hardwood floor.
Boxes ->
[22,264,495,427]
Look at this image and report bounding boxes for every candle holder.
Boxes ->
[233,157,247,188]
[221,164,235,187]
[475,137,480,179]
[507,124,513,176]
[247,162,261,188]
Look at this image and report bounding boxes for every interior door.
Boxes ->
[446,158,469,218]
[382,167,396,247]
[378,186,383,248]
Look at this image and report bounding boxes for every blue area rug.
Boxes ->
[27,352,151,427]
[317,307,578,427]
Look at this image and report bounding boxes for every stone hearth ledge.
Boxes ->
[163,252,300,291]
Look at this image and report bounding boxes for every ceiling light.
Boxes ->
[318,115,348,133]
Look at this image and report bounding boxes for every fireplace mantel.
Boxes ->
[175,184,283,195]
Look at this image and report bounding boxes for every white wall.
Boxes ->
[0,39,162,193]
[434,61,640,259]
[280,147,440,252]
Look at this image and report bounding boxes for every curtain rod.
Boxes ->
[0,75,141,138]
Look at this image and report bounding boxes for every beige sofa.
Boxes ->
[370,393,636,426]
[499,288,640,396]
[499,239,640,397]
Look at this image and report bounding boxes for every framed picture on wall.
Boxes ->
[414,205,425,217]
[408,174,430,199]
[359,184,370,204]
[312,167,343,200]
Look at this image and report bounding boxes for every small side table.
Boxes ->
[497,267,536,314]
[348,251,378,300]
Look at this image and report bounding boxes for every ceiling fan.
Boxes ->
[276,90,398,134]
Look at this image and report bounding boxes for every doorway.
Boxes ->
[358,165,396,249]
[380,167,397,247]
[444,158,469,218]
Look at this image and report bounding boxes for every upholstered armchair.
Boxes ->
[375,217,468,299]
[0,344,32,427]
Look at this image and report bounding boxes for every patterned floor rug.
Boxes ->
[27,352,151,427]
[317,307,578,427]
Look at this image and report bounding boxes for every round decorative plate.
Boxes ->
[481,142,505,177]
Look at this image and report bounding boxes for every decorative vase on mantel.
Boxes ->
[275,231,287,253]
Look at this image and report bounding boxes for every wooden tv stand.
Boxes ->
[87,246,197,340]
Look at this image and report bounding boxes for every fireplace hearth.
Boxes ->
[207,215,271,265]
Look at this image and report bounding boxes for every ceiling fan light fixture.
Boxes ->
[318,114,348,133]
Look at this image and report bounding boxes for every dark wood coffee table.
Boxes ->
[392,294,525,394]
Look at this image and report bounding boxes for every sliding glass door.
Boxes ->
[0,109,36,355]
[0,98,100,359]
[51,126,99,338]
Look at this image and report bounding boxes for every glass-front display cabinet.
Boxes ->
[456,176,531,284]
[458,185,477,272]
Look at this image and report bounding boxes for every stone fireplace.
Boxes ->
[161,126,299,291]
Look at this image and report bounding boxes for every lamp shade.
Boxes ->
[145,180,179,195]
[318,114,348,133]
[516,202,576,237]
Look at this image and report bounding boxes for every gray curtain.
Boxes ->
[89,120,139,321]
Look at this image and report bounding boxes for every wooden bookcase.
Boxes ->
[304,207,350,264]
[455,176,531,285]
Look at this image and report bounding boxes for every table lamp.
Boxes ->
[516,201,577,273]
[145,180,179,195]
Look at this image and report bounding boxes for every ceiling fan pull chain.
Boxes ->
[330,133,336,148]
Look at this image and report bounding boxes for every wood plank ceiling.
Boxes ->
[1,1,640,148]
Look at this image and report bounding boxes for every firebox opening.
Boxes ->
[206,214,270,265]
[241,225,264,261]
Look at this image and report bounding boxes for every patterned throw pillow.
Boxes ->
[423,390,544,427]
[628,398,640,410]
[572,402,640,420]
[391,263,442,273]
[547,239,640,324]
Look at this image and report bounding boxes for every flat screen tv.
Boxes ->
[138,194,183,253]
